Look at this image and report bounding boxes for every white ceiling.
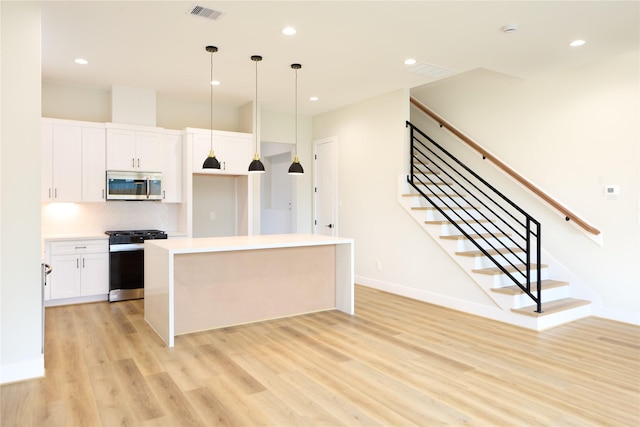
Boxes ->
[41,1,639,117]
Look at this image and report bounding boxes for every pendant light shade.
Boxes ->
[248,55,265,173]
[288,63,304,175]
[202,45,221,169]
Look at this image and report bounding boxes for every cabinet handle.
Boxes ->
[102,189,105,199]
[82,258,85,268]
[132,158,135,167]
[76,258,79,268]
[74,246,86,249]
[49,188,52,199]
[163,190,166,199]
[54,188,58,198]
[137,158,140,168]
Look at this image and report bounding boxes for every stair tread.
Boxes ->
[492,279,569,295]
[441,232,509,241]
[512,298,591,317]
[456,247,523,257]
[472,263,546,275]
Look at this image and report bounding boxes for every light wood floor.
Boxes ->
[2,285,639,426]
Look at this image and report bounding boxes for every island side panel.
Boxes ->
[173,245,335,335]
[335,241,354,314]
[144,243,173,346]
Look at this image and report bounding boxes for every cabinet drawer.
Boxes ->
[50,239,108,255]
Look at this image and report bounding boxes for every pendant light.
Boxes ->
[202,45,221,169]
[288,63,304,175]
[248,55,265,173]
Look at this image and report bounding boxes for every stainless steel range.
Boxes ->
[105,229,167,302]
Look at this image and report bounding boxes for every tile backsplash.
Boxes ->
[42,201,180,236]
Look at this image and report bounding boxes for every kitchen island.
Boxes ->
[144,234,354,346]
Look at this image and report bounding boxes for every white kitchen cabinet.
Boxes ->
[41,122,82,202]
[189,128,251,175]
[81,126,106,202]
[47,239,109,301]
[162,131,182,203]
[42,119,107,203]
[106,127,162,172]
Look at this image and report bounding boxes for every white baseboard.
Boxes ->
[355,275,509,322]
[0,355,45,384]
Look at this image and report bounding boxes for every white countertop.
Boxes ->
[43,231,187,242]
[145,233,353,254]
[43,234,109,242]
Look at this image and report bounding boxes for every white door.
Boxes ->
[313,137,338,236]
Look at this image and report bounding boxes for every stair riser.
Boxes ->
[424,209,486,222]
[454,236,516,252]
[487,269,549,287]
[440,222,501,237]
[470,252,528,270]
[513,286,568,308]
[490,285,569,310]
[410,183,459,194]
[409,196,472,209]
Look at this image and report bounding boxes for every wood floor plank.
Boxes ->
[2,285,638,426]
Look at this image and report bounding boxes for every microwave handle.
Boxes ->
[146,178,150,199]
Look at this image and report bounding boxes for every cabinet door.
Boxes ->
[42,122,54,202]
[192,132,223,172]
[107,128,137,171]
[221,134,251,174]
[136,131,162,171]
[162,132,182,203]
[82,127,106,202]
[52,125,82,202]
[80,252,109,296]
[50,255,81,299]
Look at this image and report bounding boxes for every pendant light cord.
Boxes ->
[254,58,258,153]
[295,67,298,156]
[210,50,213,151]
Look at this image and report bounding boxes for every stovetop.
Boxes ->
[105,229,168,244]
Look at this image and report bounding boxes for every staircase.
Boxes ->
[400,122,591,330]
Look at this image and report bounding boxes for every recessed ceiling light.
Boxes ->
[282,26,296,36]
[309,96,319,102]
[404,58,417,65]
[74,58,88,65]
[210,80,220,86]
[570,39,586,47]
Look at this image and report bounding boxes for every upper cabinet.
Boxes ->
[42,119,105,203]
[81,127,106,202]
[106,126,162,172]
[188,128,252,175]
[161,130,182,203]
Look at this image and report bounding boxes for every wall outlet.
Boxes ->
[376,260,382,271]
[210,212,216,220]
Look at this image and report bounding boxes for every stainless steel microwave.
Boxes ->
[106,171,162,201]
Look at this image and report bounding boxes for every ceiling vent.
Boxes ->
[406,62,456,79]
[187,4,224,21]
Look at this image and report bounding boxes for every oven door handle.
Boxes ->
[109,243,145,252]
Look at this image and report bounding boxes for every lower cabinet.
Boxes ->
[47,239,109,302]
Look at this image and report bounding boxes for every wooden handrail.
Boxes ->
[410,96,601,236]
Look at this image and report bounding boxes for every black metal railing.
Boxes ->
[406,121,542,313]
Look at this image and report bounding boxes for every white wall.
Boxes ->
[42,82,243,132]
[312,89,494,306]
[410,51,639,323]
[1,1,45,383]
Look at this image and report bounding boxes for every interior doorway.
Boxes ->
[313,136,338,236]
[261,141,295,235]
